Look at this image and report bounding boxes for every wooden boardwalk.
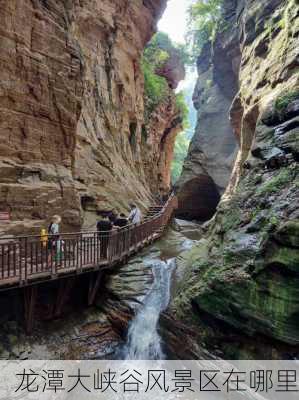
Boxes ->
[0,194,178,292]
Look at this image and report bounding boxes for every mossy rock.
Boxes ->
[257,167,294,195]
[274,89,299,113]
[219,206,242,232]
[274,90,299,120]
[191,267,299,345]
[261,91,299,126]
[274,220,299,248]
[265,246,299,272]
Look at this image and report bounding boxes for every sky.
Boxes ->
[158,0,197,172]
[158,0,197,92]
[158,0,191,44]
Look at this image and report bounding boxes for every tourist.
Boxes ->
[114,213,128,228]
[128,204,142,225]
[107,209,117,224]
[47,215,61,265]
[113,213,128,254]
[97,214,113,259]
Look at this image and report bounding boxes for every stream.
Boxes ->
[0,219,292,361]
[112,219,200,360]
[122,259,176,360]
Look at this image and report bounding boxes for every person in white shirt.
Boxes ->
[47,215,62,264]
[128,204,142,225]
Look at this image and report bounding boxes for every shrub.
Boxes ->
[142,32,187,119]
[186,0,224,58]
[175,91,189,129]
[171,131,190,183]
[142,57,169,118]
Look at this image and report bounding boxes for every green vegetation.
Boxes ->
[143,32,190,183]
[142,59,169,117]
[143,32,172,67]
[171,131,190,183]
[142,32,188,118]
[170,85,196,184]
[148,32,191,65]
[142,33,170,117]
[175,91,189,129]
[221,206,242,232]
[274,90,299,119]
[257,168,293,195]
[186,0,224,58]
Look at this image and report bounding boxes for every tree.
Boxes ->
[186,0,224,58]
[171,131,190,183]
[142,32,188,119]
[175,91,189,130]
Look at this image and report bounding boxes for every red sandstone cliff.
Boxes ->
[0,0,182,235]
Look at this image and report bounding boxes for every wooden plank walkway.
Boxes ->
[0,194,178,292]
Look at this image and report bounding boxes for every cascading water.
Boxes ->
[122,258,176,360]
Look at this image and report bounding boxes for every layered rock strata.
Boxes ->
[176,1,240,220]
[171,0,299,358]
[0,0,183,235]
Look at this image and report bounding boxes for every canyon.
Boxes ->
[0,0,184,236]
[171,0,299,358]
[0,0,298,361]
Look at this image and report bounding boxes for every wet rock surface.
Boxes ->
[176,1,239,221]
[0,0,298,362]
[0,225,200,359]
[168,0,299,359]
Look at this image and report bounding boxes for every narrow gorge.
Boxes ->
[0,0,184,235]
[171,0,299,359]
[0,0,298,361]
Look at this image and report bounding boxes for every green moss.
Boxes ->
[274,90,299,119]
[257,168,293,195]
[201,265,222,281]
[267,247,299,271]
[275,220,299,247]
[222,251,240,266]
[249,274,298,341]
[191,269,299,344]
[221,207,242,232]
[278,18,286,30]
[269,215,279,227]
[250,206,261,220]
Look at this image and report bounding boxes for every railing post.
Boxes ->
[93,233,96,267]
[88,271,103,306]
[24,286,37,334]
[18,239,22,284]
[0,191,176,291]
[79,234,83,272]
[54,278,75,318]
[24,237,28,284]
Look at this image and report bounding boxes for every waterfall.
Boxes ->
[122,258,176,360]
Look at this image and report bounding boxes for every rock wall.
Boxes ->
[176,1,240,221]
[170,0,299,358]
[0,0,183,235]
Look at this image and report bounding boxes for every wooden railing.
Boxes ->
[0,193,178,290]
